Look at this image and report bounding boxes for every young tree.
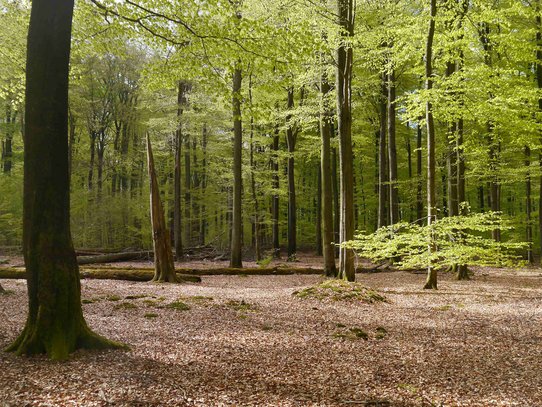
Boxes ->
[6,0,123,360]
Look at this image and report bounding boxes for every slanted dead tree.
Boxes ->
[146,135,177,283]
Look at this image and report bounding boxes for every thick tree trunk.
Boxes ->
[230,65,243,268]
[336,0,355,282]
[146,136,177,283]
[7,0,123,360]
[286,88,297,261]
[320,73,337,276]
[378,72,388,228]
[387,70,399,225]
[424,0,438,290]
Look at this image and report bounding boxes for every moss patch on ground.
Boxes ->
[293,279,387,303]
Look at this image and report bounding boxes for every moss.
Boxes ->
[167,301,190,311]
[125,294,148,300]
[82,299,96,304]
[434,304,452,311]
[375,327,387,340]
[262,325,273,331]
[332,326,369,341]
[114,302,138,310]
[225,299,256,312]
[144,313,159,319]
[143,299,158,306]
[106,295,122,302]
[294,280,387,304]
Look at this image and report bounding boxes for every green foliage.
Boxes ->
[345,211,527,270]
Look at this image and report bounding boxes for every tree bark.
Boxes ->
[230,64,243,268]
[7,0,123,360]
[424,0,438,290]
[146,136,177,283]
[535,0,542,263]
[336,0,355,282]
[416,120,423,224]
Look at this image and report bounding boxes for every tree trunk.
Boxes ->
[536,1,542,263]
[272,124,280,257]
[286,88,297,261]
[525,146,533,263]
[146,136,177,283]
[230,64,243,268]
[387,70,399,225]
[248,74,260,261]
[378,72,388,228]
[336,0,355,282]
[174,81,187,260]
[200,123,208,246]
[331,143,340,258]
[416,120,423,224]
[3,104,15,174]
[7,0,123,360]
[320,72,337,276]
[424,0,438,290]
[316,164,323,256]
[88,132,96,190]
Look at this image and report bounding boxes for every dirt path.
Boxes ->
[1,269,541,406]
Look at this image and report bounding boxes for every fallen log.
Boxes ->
[0,267,200,283]
[77,251,153,265]
[74,266,323,276]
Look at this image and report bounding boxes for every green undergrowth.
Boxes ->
[167,300,191,311]
[293,279,387,303]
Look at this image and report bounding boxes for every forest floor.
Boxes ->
[1,257,542,406]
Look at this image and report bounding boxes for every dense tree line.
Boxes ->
[1,0,542,289]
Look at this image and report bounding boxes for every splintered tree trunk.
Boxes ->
[336,0,355,282]
[146,136,177,283]
[7,0,123,360]
[272,125,280,257]
[286,88,297,261]
[378,72,389,228]
[424,0,438,290]
[320,71,337,276]
[387,70,399,225]
[230,65,243,268]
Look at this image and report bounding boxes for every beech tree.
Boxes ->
[6,0,123,359]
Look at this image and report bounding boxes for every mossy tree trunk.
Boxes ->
[424,0,438,290]
[6,0,124,360]
[146,136,177,283]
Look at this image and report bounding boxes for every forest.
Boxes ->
[1,0,542,405]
